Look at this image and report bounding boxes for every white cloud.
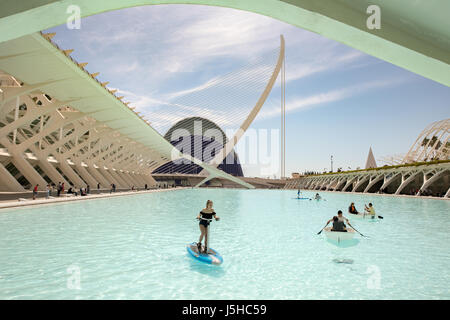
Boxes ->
[259,77,409,119]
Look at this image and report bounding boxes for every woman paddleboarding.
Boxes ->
[196,200,220,253]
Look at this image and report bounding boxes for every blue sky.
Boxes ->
[45,4,450,178]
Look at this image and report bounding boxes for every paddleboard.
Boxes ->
[186,242,223,265]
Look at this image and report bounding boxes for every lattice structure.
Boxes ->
[403,119,450,163]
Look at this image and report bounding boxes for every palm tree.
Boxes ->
[421,137,430,147]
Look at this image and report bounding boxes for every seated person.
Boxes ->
[330,216,347,232]
[348,202,359,214]
[67,187,78,196]
[337,210,349,223]
[314,193,321,200]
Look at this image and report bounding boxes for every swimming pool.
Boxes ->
[0,189,449,299]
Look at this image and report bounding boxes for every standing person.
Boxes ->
[196,200,220,254]
[33,184,39,200]
[97,182,100,190]
[110,184,113,194]
[86,185,90,194]
[61,182,65,194]
[145,184,148,190]
[113,183,116,193]
[57,182,61,197]
[46,184,50,199]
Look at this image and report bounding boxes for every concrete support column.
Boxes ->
[85,166,109,188]
[125,173,143,186]
[133,173,147,187]
[100,168,123,188]
[0,162,25,191]
[142,174,157,186]
[8,154,47,190]
[56,158,85,187]
[75,164,98,187]
[109,169,129,188]
[116,171,134,186]
[37,158,70,186]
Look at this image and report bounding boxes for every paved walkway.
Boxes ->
[0,187,187,210]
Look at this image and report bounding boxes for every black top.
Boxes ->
[200,211,216,220]
[349,206,358,214]
[332,220,346,231]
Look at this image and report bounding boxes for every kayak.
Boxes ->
[186,242,223,265]
[348,213,377,220]
[323,227,356,242]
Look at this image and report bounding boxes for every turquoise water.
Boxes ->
[0,189,449,299]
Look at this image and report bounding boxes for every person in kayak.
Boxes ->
[314,193,321,200]
[364,203,376,218]
[348,202,359,214]
[196,200,220,253]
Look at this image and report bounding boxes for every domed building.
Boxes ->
[152,117,244,176]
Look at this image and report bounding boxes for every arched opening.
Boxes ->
[335,179,347,191]
[399,173,424,196]
[382,174,402,194]
[354,177,370,193]
[342,179,356,192]
[366,178,384,193]
[421,171,450,197]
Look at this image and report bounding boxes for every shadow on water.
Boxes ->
[332,258,354,264]
[186,254,226,278]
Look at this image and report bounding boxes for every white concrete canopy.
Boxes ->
[0,0,449,86]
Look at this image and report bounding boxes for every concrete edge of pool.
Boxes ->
[0,187,188,210]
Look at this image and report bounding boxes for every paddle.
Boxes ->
[347,222,368,238]
[317,222,329,235]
